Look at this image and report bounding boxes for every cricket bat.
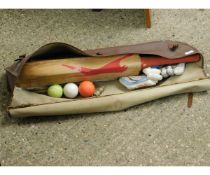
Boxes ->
[16,54,200,88]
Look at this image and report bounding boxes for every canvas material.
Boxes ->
[9,79,210,118]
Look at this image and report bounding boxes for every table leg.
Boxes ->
[144,9,152,28]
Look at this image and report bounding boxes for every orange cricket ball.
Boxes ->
[79,81,95,97]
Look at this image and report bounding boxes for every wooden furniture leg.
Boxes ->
[144,9,151,28]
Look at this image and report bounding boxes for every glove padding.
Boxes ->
[161,63,185,78]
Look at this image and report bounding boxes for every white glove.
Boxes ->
[174,63,185,75]
[143,67,161,75]
[147,73,163,81]
[161,67,169,78]
[161,63,185,77]
[143,67,163,81]
[166,66,174,76]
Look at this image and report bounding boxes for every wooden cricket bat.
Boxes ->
[16,54,200,88]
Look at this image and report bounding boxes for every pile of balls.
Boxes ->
[47,81,95,98]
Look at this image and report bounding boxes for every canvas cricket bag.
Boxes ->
[5,40,210,118]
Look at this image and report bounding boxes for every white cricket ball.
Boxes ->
[63,83,79,98]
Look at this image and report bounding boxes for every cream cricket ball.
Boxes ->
[63,83,79,98]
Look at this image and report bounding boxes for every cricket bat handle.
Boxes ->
[141,54,200,69]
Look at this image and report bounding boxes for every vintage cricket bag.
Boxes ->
[5,40,210,118]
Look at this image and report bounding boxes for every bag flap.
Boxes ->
[84,40,200,58]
